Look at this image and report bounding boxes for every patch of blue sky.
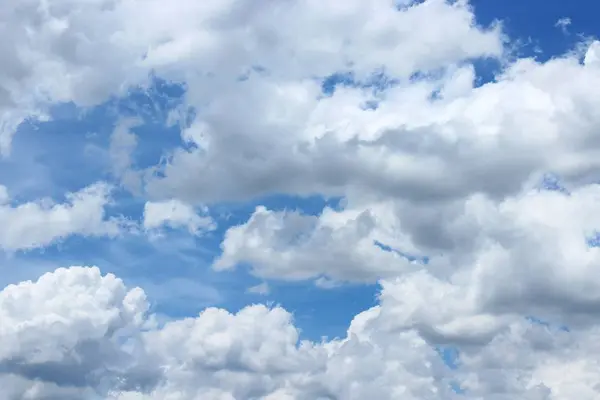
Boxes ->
[0,228,225,313]
[526,316,570,333]
[471,0,600,62]
[121,75,187,117]
[436,346,460,370]
[450,381,466,395]
[320,70,400,96]
[539,173,570,195]
[470,57,503,87]
[0,78,189,203]
[211,193,343,225]
[228,267,380,341]
[587,232,600,248]
[374,240,430,265]
[281,282,379,341]
[0,105,112,201]
[419,0,600,89]
[435,346,467,394]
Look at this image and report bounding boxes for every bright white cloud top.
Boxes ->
[1,0,600,398]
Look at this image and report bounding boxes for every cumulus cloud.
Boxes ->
[0,267,158,399]
[3,266,600,399]
[0,183,127,252]
[214,205,417,283]
[146,43,600,207]
[218,182,600,326]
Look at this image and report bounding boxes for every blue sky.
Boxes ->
[1,0,599,342]
[3,1,600,398]
[473,0,598,58]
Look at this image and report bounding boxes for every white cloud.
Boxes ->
[214,205,416,283]
[217,182,600,329]
[3,266,600,399]
[194,39,600,291]
[109,119,143,194]
[584,40,600,67]
[246,282,270,296]
[0,182,127,252]
[0,266,158,398]
[143,199,214,236]
[145,41,600,208]
[555,17,572,34]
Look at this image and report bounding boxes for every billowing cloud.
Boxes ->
[218,182,600,325]
[214,205,417,283]
[2,266,600,399]
[0,267,158,399]
[146,43,600,207]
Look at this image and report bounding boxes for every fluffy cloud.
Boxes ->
[214,205,418,283]
[217,182,600,325]
[145,43,600,208]
[0,267,157,399]
[0,183,127,252]
[143,200,214,236]
[3,266,600,399]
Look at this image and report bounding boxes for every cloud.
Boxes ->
[0,183,128,252]
[217,182,600,328]
[3,266,600,399]
[555,17,572,34]
[143,199,215,236]
[0,267,158,398]
[194,40,600,289]
[109,119,143,194]
[246,282,270,296]
[214,205,416,283]
[146,42,600,208]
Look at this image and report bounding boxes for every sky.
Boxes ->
[1,0,600,399]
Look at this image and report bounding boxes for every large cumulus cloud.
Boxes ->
[2,267,600,399]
